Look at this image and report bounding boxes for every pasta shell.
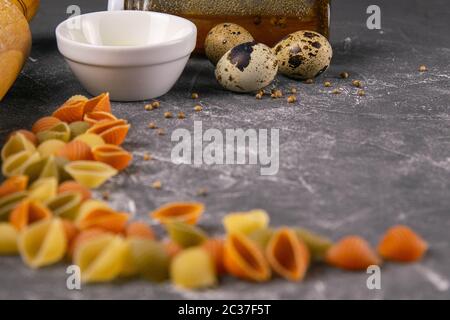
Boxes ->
[74,133,105,148]
[377,225,428,262]
[0,223,19,255]
[83,92,111,114]
[170,247,217,289]
[224,232,271,282]
[7,130,37,146]
[58,181,91,202]
[166,221,208,248]
[9,199,52,231]
[125,221,155,240]
[31,116,61,134]
[87,120,130,145]
[84,111,117,125]
[266,227,310,281]
[150,202,204,225]
[37,139,66,158]
[294,227,333,261]
[248,228,274,250]
[69,121,91,139]
[28,177,58,203]
[36,122,71,143]
[164,241,183,259]
[52,100,85,123]
[326,236,381,271]
[2,150,40,177]
[68,228,108,259]
[201,238,226,274]
[1,132,36,161]
[223,209,269,235]
[64,161,118,188]
[122,238,169,281]
[76,203,129,233]
[92,144,132,171]
[18,218,67,268]
[45,192,83,220]
[57,140,93,161]
[0,191,28,220]
[74,233,126,283]
[0,176,28,198]
[23,156,59,184]
[66,95,88,104]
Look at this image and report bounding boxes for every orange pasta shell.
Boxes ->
[0,175,28,198]
[125,221,155,240]
[378,225,428,262]
[84,93,111,114]
[150,202,204,225]
[9,199,52,230]
[326,236,381,271]
[92,144,133,171]
[224,232,271,282]
[31,116,61,134]
[52,100,85,123]
[78,208,129,233]
[202,238,226,275]
[56,140,93,161]
[266,227,310,281]
[84,111,117,125]
[87,119,130,145]
[58,181,92,202]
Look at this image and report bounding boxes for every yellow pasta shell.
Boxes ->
[1,132,36,161]
[64,160,118,188]
[2,150,40,177]
[170,247,217,289]
[28,177,58,202]
[0,223,19,255]
[18,218,67,268]
[45,192,82,220]
[223,209,269,235]
[23,156,59,184]
[74,234,127,283]
[37,139,66,158]
[36,122,71,143]
[74,133,105,148]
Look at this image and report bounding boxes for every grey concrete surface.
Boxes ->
[0,0,450,299]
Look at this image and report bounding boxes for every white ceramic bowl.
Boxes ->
[56,11,197,101]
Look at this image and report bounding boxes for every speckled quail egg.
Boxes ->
[215,41,278,93]
[205,23,254,65]
[273,30,332,80]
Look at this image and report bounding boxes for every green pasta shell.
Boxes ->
[69,121,91,139]
[2,151,41,177]
[123,238,170,282]
[0,191,28,220]
[54,157,72,182]
[23,156,59,184]
[1,133,36,161]
[170,247,217,289]
[37,122,71,143]
[166,222,208,248]
[45,191,83,220]
[293,227,333,261]
[248,228,274,250]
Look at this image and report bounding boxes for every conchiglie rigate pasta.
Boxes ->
[74,233,126,283]
[150,202,204,225]
[1,132,36,161]
[9,199,52,231]
[223,209,269,235]
[0,223,19,255]
[0,175,28,198]
[18,218,67,268]
[64,161,118,188]
[166,222,208,248]
[86,119,130,146]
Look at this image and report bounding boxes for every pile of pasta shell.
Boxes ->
[0,94,429,290]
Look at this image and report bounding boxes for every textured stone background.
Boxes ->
[0,0,450,299]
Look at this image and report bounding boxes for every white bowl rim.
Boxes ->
[55,10,197,52]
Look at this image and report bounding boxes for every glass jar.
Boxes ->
[117,0,330,52]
